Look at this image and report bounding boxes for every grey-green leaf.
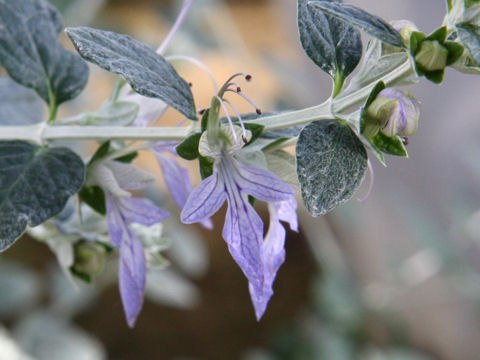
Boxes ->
[0,0,89,106]
[296,120,367,216]
[456,23,480,64]
[65,26,197,120]
[308,1,405,48]
[57,101,139,126]
[0,77,44,125]
[298,0,362,80]
[0,141,85,251]
[340,39,409,97]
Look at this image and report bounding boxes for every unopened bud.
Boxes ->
[415,40,449,72]
[72,241,107,277]
[365,88,420,138]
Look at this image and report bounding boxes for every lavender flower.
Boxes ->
[249,197,298,319]
[89,160,169,327]
[153,141,213,229]
[181,126,296,319]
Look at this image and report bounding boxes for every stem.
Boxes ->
[0,59,415,145]
[47,85,58,123]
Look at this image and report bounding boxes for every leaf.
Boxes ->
[0,141,85,251]
[244,123,265,145]
[466,0,480,8]
[65,26,197,120]
[198,156,213,180]
[298,0,362,84]
[176,133,202,160]
[296,120,367,216]
[456,23,480,64]
[78,186,106,215]
[0,0,88,106]
[308,1,405,48]
[370,132,408,157]
[58,101,139,126]
[0,77,44,125]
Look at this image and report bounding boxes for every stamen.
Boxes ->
[225,82,242,93]
[188,82,193,87]
[222,98,247,140]
[166,54,219,93]
[156,0,195,55]
[215,95,238,143]
[357,159,374,203]
[224,89,262,115]
[402,137,409,146]
[223,72,251,87]
[198,108,206,115]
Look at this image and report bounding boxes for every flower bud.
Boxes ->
[365,88,420,138]
[414,40,449,72]
[72,241,107,277]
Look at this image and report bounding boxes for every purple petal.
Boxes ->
[232,158,295,202]
[249,198,298,320]
[105,192,126,248]
[156,154,192,209]
[276,197,299,232]
[119,228,146,327]
[222,180,265,297]
[248,202,286,320]
[181,172,227,224]
[118,196,170,226]
[153,141,178,154]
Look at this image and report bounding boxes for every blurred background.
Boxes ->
[2,0,480,359]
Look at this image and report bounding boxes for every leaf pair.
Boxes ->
[0,0,88,110]
[298,0,405,94]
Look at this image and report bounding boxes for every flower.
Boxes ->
[153,141,213,229]
[249,197,298,319]
[89,159,169,327]
[364,88,420,138]
[181,126,296,319]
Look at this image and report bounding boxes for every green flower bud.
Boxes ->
[72,241,107,277]
[364,88,420,138]
[415,40,449,71]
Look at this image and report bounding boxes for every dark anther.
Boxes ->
[188,82,193,87]
[256,109,262,115]
[245,74,252,81]
[402,137,409,145]
[236,87,242,93]
[198,109,206,115]
[242,135,248,144]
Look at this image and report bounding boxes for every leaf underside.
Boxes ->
[296,120,367,216]
[0,0,88,106]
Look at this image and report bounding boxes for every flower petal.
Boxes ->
[118,196,170,226]
[156,154,192,209]
[233,158,295,202]
[249,198,298,320]
[105,192,126,248]
[181,172,227,224]
[277,197,299,232]
[119,228,146,327]
[222,174,265,297]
